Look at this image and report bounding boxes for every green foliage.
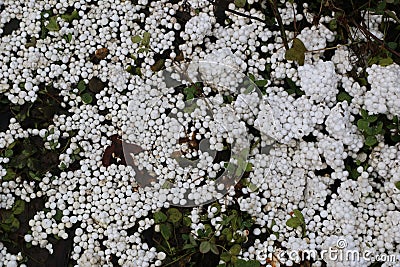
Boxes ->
[81,93,93,104]
[234,0,246,8]
[152,205,254,266]
[284,78,304,96]
[74,80,94,104]
[234,259,261,267]
[285,38,307,66]
[357,109,382,148]
[10,83,68,128]
[60,9,79,23]
[286,209,306,237]
[154,211,168,223]
[337,91,352,103]
[45,16,60,32]
[395,181,400,190]
[167,208,182,224]
[12,200,25,215]
[183,84,197,100]
[199,241,211,253]
[131,31,151,54]
[0,199,26,239]
[64,32,73,43]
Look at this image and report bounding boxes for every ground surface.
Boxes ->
[1,0,400,266]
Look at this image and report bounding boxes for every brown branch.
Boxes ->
[225,7,278,29]
[268,0,289,50]
[351,18,400,59]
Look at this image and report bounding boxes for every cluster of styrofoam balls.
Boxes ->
[2,0,400,266]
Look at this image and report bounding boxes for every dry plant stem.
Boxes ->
[291,2,298,35]
[351,18,400,58]
[268,0,289,50]
[226,7,273,26]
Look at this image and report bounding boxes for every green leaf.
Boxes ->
[376,1,386,13]
[254,80,268,87]
[210,243,219,255]
[61,9,79,23]
[81,93,93,104]
[12,200,25,215]
[3,169,16,181]
[10,217,20,231]
[357,119,369,130]
[189,234,197,246]
[247,182,258,192]
[328,19,337,30]
[365,135,378,147]
[184,86,197,100]
[361,109,369,118]
[245,163,253,172]
[183,216,192,227]
[375,121,384,134]
[229,244,242,255]
[388,42,398,50]
[199,241,211,254]
[160,223,172,240]
[221,228,233,241]
[46,16,60,32]
[131,35,142,43]
[65,33,73,43]
[286,217,301,228]
[234,259,261,267]
[221,252,231,262]
[77,80,86,92]
[293,209,304,223]
[337,91,352,103]
[248,73,255,82]
[182,243,196,250]
[395,181,400,190]
[25,36,37,48]
[154,211,167,223]
[54,209,63,221]
[142,32,151,47]
[137,47,148,54]
[167,208,182,224]
[4,149,13,157]
[285,38,307,66]
[379,57,393,66]
[366,115,378,123]
[234,0,246,8]
[391,134,400,143]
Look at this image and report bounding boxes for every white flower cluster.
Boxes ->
[364,63,400,116]
[298,60,338,105]
[325,101,364,153]
[369,142,400,208]
[187,0,210,9]
[259,87,328,143]
[317,136,347,171]
[296,25,335,52]
[0,243,25,267]
[278,2,303,25]
[182,12,215,46]
[331,46,355,74]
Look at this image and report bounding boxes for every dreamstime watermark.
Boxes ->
[257,239,399,264]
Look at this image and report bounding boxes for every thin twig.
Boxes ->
[268,0,289,50]
[225,7,278,29]
[351,18,400,58]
